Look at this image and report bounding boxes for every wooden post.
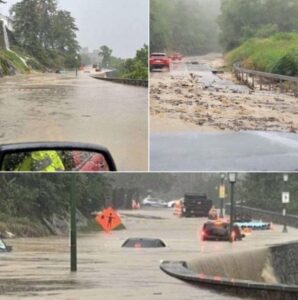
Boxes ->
[260,76,263,90]
[252,75,255,89]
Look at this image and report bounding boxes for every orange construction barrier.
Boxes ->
[173,201,182,217]
[132,200,140,209]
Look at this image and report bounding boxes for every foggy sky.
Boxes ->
[1,0,149,58]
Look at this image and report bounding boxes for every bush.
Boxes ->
[226,33,298,76]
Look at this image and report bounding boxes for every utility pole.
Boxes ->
[219,173,225,218]
[228,173,237,242]
[282,174,289,233]
[70,176,77,271]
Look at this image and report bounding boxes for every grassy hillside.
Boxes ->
[0,49,30,76]
[226,33,298,76]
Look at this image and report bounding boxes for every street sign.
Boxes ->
[95,207,122,232]
[282,192,290,204]
[219,185,225,198]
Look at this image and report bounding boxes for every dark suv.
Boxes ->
[201,221,243,241]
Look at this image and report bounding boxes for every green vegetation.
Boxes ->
[239,174,298,214]
[150,0,221,55]
[219,0,298,75]
[0,174,111,236]
[9,0,79,69]
[226,33,298,75]
[218,0,298,52]
[117,45,148,80]
[1,49,29,72]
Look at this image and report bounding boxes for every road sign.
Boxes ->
[95,207,122,232]
[219,185,225,198]
[282,192,290,204]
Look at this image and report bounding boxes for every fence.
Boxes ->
[233,64,298,96]
[225,204,298,228]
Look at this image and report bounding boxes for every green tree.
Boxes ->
[239,174,298,214]
[10,0,79,68]
[218,0,298,51]
[98,45,112,68]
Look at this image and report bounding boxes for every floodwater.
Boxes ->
[150,131,298,171]
[1,209,297,300]
[0,71,148,171]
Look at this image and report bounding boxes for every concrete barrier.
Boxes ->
[160,241,298,300]
[90,75,148,87]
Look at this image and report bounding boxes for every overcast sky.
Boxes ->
[1,0,149,58]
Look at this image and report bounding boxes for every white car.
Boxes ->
[142,197,167,208]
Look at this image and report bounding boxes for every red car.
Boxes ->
[150,53,170,71]
[71,151,109,171]
[170,52,183,61]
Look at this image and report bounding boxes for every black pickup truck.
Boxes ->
[181,193,213,217]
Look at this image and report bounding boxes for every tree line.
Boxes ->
[218,0,298,51]
[150,0,221,55]
[0,173,297,233]
[81,44,148,80]
[10,0,80,69]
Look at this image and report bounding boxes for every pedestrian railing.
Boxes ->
[91,75,148,87]
[233,63,298,96]
[226,204,298,228]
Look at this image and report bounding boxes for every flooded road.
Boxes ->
[1,209,297,299]
[150,131,298,171]
[0,71,148,171]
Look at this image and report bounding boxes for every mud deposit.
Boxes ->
[150,54,298,133]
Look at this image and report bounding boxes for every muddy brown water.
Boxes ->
[0,71,148,171]
[1,209,297,299]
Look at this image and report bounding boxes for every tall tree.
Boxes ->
[10,0,80,68]
[98,45,113,68]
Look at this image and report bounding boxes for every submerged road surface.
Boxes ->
[150,131,298,171]
[0,71,148,171]
[1,209,297,299]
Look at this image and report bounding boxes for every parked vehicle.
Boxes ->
[142,197,168,208]
[150,53,170,71]
[201,220,243,241]
[181,194,212,217]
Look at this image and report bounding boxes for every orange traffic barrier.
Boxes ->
[173,201,182,217]
[132,200,141,209]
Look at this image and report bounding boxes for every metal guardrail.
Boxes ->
[91,75,148,87]
[233,64,298,95]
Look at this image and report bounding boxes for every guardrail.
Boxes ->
[91,75,148,87]
[225,204,298,228]
[233,64,298,96]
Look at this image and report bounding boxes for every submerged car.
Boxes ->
[201,220,243,241]
[150,53,170,71]
[0,238,12,252]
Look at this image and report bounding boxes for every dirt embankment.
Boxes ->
[150,54,298,133]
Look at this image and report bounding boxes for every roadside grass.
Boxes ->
[2,49,29,72]
[79,218,126,233]
[0,213,50,237]
[226,33,298,76]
